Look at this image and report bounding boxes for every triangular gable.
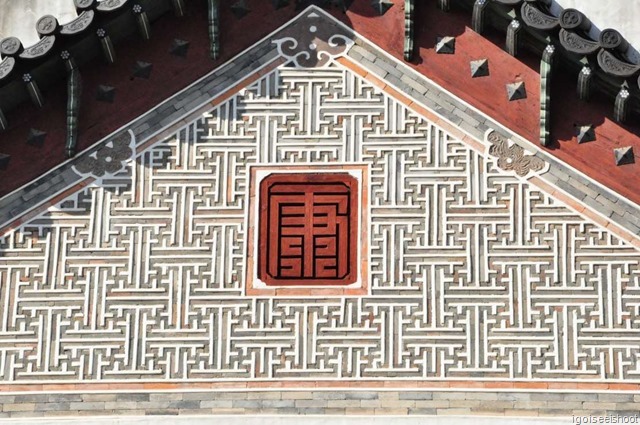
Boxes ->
[1,7,640,389]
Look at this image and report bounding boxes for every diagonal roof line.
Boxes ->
[0,5,325,202]
[1,5,639,243]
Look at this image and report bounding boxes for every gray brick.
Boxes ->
[21,181,52,202]
[132,121,151,136]
[596,194,624,213]
[399,392,433,400]
[232,400,263,408]
[82,394,117,402]
[295,400,328,408]
[374,57,401,77]
[614,410,640,418]
[538,409,574,416]
[167,400,200,409]
[463,393,499,400]
[555,179,588,201]
[349,49,364,62]
[432,98,457,114]
[150,393,183,401]
[567,178,602,201]
[615,401,640,415]
[7,411,40,418]
[452,107,483,128]
[545,164,571,180]
[547,401,584,410]
[61,168,82,185]
[105,402,138,410]
[314,392,346,400]
[256,49,280,66]
[261,400,295,408]
[34,402,70,411]
[217,392,248,400]
[420,88,445,107]
[297,407,326,415]
[69,402,105,410]
[118,393,149,402]
[350,44,377,62]
[530,393,562,402]
[360,58,388,78]
[589,196,613,217]
[345,392,379,400]
[432,392,467,400]
[497,393,533,401]
[436,90,467,110]
[407,88,427,103]
[15,394,48,403]
[612,213,640,234]
[0,396,15,403]
[623,210,640,227]
[145,409,179,415]
[200,400,233,409]
[384,74,414,95]
[598,393,635,402]
[158,109,188,129]
[563,393,598,402]
[399,74,429,95]
[244,408,298,415]
[202,76,232,97]
[137,125,162,142]
[136,401,170,409]
[512,401,548,409]
[182,393,211,401]
[214,61,243,80]
[436,407,472,415]
[173,90,206,110]
[469,400,514,409]
[247,392,281,400]
[409,408,437,415]
[48,394,82,402]
[458,119,487,140]
[542,171,561,186]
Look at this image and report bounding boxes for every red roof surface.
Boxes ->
[0,0,639,205]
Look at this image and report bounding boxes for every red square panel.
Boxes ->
[258,173,358,286]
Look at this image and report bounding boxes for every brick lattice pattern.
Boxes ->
[0,63,640,385]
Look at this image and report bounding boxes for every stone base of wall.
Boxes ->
[1,390,638,419]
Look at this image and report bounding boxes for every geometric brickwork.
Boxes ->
[1,43,640,385]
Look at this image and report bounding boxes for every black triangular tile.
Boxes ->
[470,59,489,77]
[436,36,456,54]
[0,153,10,170]
[614,146,635,166]
[231,0,250,18]
[96,85,116,103]
[27,128,47,147]
[575,124,596,144]
[170,39,190,57]
[506,82,526,101]
[371,0,393,15]
[273,0,289,9]
[133,61,153,79]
